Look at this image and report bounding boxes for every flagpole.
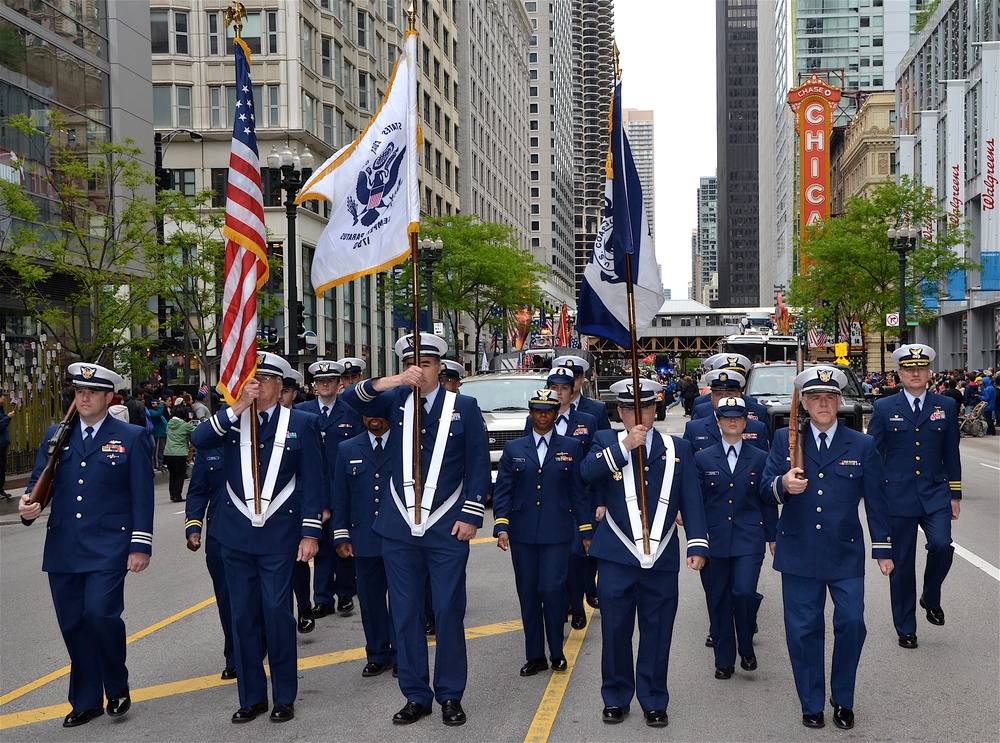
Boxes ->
[407,1,423,526]
[225,0,262,516]
[614,44,650,556]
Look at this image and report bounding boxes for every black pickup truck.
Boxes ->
[744,361,873,434]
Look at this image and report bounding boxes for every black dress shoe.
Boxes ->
[830,700,854,730]
[740,654,758,671]
[571,613,587,630]
[802,711,825,728]
[898,632,919,649]
[363,662,392,677]
[63,707,104,728]
[585,593,599,609]
[520,658,549,676]
[644,709,669,727]
[337,595,355,614]
[231,702,268,723]
[920,596,945,625]
[221,667,237,680]
[705,634,714,648]
[441,699,466,726]
[602,705,629,723]
[297,612,315,634]
[392,701,432,724]
[312,602,331,618]
[714,666,734,680]
[425,618,436,635]
[106,687,131,717]
[551,657,568,672]
[270,703,294,722]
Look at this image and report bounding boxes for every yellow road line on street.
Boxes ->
[0,618,525,730]
[0,597,217,709]
[523,603,595,743]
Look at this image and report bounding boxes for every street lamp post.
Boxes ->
[887,226,918,344]
[419,237,443,333]
[154,128,203,385]
[267,143,314,364]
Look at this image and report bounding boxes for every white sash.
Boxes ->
[610,431,677,569]
[233,406,296,527]
[397,389,459,536]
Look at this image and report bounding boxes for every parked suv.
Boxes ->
[744,361,873,433]
[458,370,550,485]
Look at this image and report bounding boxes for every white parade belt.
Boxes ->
[395,389,460,536]
[605,431,677,569]
[230,406,296,527]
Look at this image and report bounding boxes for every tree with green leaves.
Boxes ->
[389,215,546,355]
[788,176,976,370]
[151,189,282,387]
[1,113,162,379]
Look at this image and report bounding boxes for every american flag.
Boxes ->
[218,39,268,406]
[198,382,209,398]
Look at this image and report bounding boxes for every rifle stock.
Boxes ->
[28,399,79,510]
[788,340,806,476]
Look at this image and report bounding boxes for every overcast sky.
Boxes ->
[613,0,718,300]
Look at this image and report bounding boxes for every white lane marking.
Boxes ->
[954,542,1000,581]
[919,526,1000,582]
[979,463,999,471]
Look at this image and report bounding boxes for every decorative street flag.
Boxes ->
[218,38,267,405]
[576,81,663,349]
[297,29,420,294]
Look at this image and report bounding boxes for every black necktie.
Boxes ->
[259,411,269,427]
[374,436,383,455]
[421,396,429,412]
[913,398,921,416]
[818,431,828,456]
[84,426,94,443]
[537,436,547,456]
[727,445,737,471]
[321,405,329,417]
[556,414,567,430]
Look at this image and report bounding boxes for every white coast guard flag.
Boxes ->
[296,31,420,294]
[576,80,663,349]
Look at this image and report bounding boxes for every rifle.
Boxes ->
[27,399,79,510]
[787,339,805,477]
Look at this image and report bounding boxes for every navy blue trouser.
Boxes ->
[221,546,297,707]
[889,508,954,635]
[355,555,396,664]
[48,570,129,712]
[204,536,236,669]
[704,553,764,669]
[510,541,572,661]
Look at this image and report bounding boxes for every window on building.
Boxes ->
[151,9,188,54]
[357,9,368,48]
[152,85,172,127]
[321,36,333,77]
[211,168,227,207]
[177,86,192,127]
[173,168,196,197]
[302,21,315,69]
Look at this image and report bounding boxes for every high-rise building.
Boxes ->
[149,0,460,374]
[695,176,719,306]
[623,107,655,243]
[572,0,615,296]
[524,0,576,307]
[757,0,793,306]
[1,0,153,336]
[716,0,760,308]
[454,0,531,248]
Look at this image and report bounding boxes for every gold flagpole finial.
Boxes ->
[224,1,247,38]
[407,1,417,31]
[613,40,621,81]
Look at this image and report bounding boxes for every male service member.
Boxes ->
[191,352,324,724]
[867,344,961,649]
[19,362,154,728]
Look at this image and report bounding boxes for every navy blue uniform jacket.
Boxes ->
[576,394,612,430]
[191,408,325,554]
[295,397,362,509]
[184,445,225,540]
[683,415,770,454]
[331,431,397,557]
[581,429,709,572]
[26,416,154,572]
[763,426,892,580]
[341,381,491,547]
[695,443,776,557]
[492,434,592,544]
[867,392,962,517]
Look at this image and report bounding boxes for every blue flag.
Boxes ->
[577,81,663,349]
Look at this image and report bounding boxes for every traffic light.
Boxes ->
[295,301,306,337]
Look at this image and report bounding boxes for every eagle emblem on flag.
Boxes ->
[347,141,406,227]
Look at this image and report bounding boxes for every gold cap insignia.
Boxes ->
[818,369,833,382]
[910,346,923,358]
[256,352,266,365]
[319,362,331,372]
[727,356,740,367]
[718,372,728,382]
[81,366,96,379]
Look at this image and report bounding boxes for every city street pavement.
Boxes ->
[1,413,998,742]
